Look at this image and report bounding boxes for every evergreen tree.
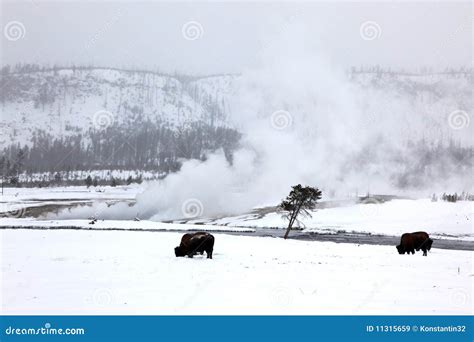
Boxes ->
[279,184,322,239]
[85,175,92,188]
[110,177,117,187]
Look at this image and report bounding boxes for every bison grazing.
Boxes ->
[175,232,214,259]
[396,231,433,256]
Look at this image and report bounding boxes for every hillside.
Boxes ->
[0,65,472,186]
[0,66,236,143]
[0,66,239,180]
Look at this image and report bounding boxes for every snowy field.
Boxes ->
[1,229,472,315]
[0,218,254,233]
[211,199,474,241]
[0,185,142,204]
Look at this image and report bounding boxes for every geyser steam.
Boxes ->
[55,25,472,221]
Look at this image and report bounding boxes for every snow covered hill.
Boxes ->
[0,66,471,182]
[0,66,242,177]
[1,66,471,149]
[0,66,235,147]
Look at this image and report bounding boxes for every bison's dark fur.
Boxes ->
[175,232,214,259]
[396,231,433,256]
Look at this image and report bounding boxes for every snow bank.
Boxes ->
[0,219,255,233]
[0,185,142,203]
[1,230,471,315]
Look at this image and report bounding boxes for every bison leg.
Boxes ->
[207,249,213,259]
[422,249,427,256]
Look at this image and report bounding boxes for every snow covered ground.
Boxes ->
[0,185,142,217]
[17,169,164,184]
[211,199,474,241]
[0,185,142,203]
[0,218,254,233]
[1,229,471,315]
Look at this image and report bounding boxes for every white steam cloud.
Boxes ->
[54,24,472,221]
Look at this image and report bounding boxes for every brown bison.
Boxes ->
[396,231,433,256]
[175,232,214,259]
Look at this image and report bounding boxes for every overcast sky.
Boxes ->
[1,1,472,75]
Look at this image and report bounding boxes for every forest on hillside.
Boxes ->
[1,121,240,185]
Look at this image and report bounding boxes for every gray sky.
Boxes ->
[1,1,472,75]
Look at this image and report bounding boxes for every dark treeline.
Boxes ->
[0,120,240,179]
[440,192,474,202]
